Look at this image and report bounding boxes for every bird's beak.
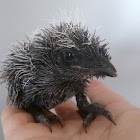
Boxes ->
[97,66,117,77]
[94,58,117,77]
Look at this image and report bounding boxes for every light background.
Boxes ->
[0,0,140,139]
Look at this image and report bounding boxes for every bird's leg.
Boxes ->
[25,104,63,132]
[76,92,116,133]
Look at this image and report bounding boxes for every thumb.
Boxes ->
[1,106,35,139]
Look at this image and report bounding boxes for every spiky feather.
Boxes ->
[1,22,112,109]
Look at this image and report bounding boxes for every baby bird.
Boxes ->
[1,22,117,132]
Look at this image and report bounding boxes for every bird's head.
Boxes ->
[34,22,117,81]
[51,22,117,80]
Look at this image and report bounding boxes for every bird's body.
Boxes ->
[1,22,117,132]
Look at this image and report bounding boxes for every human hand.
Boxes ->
[1,80,140,140]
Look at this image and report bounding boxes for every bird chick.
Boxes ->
[1,22,117,133]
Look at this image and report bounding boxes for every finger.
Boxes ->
[6,122,64,140]
[55,100,80,121]
[86,80,129,106]
[1,106,35,136]
[86,80,136,121]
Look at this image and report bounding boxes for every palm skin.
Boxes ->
[1,80,140,140]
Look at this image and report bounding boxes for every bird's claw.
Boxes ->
[43,117,52,132]
[103,109,116,125]
[48,115,63,128]
[37,114,63,132]
[78,103,116,133]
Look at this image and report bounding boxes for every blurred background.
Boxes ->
[0,0,140,139]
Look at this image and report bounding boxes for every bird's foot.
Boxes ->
[36,114,63,132]
[78,103,116,133]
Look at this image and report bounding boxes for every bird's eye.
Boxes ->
[64,52,74,61]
